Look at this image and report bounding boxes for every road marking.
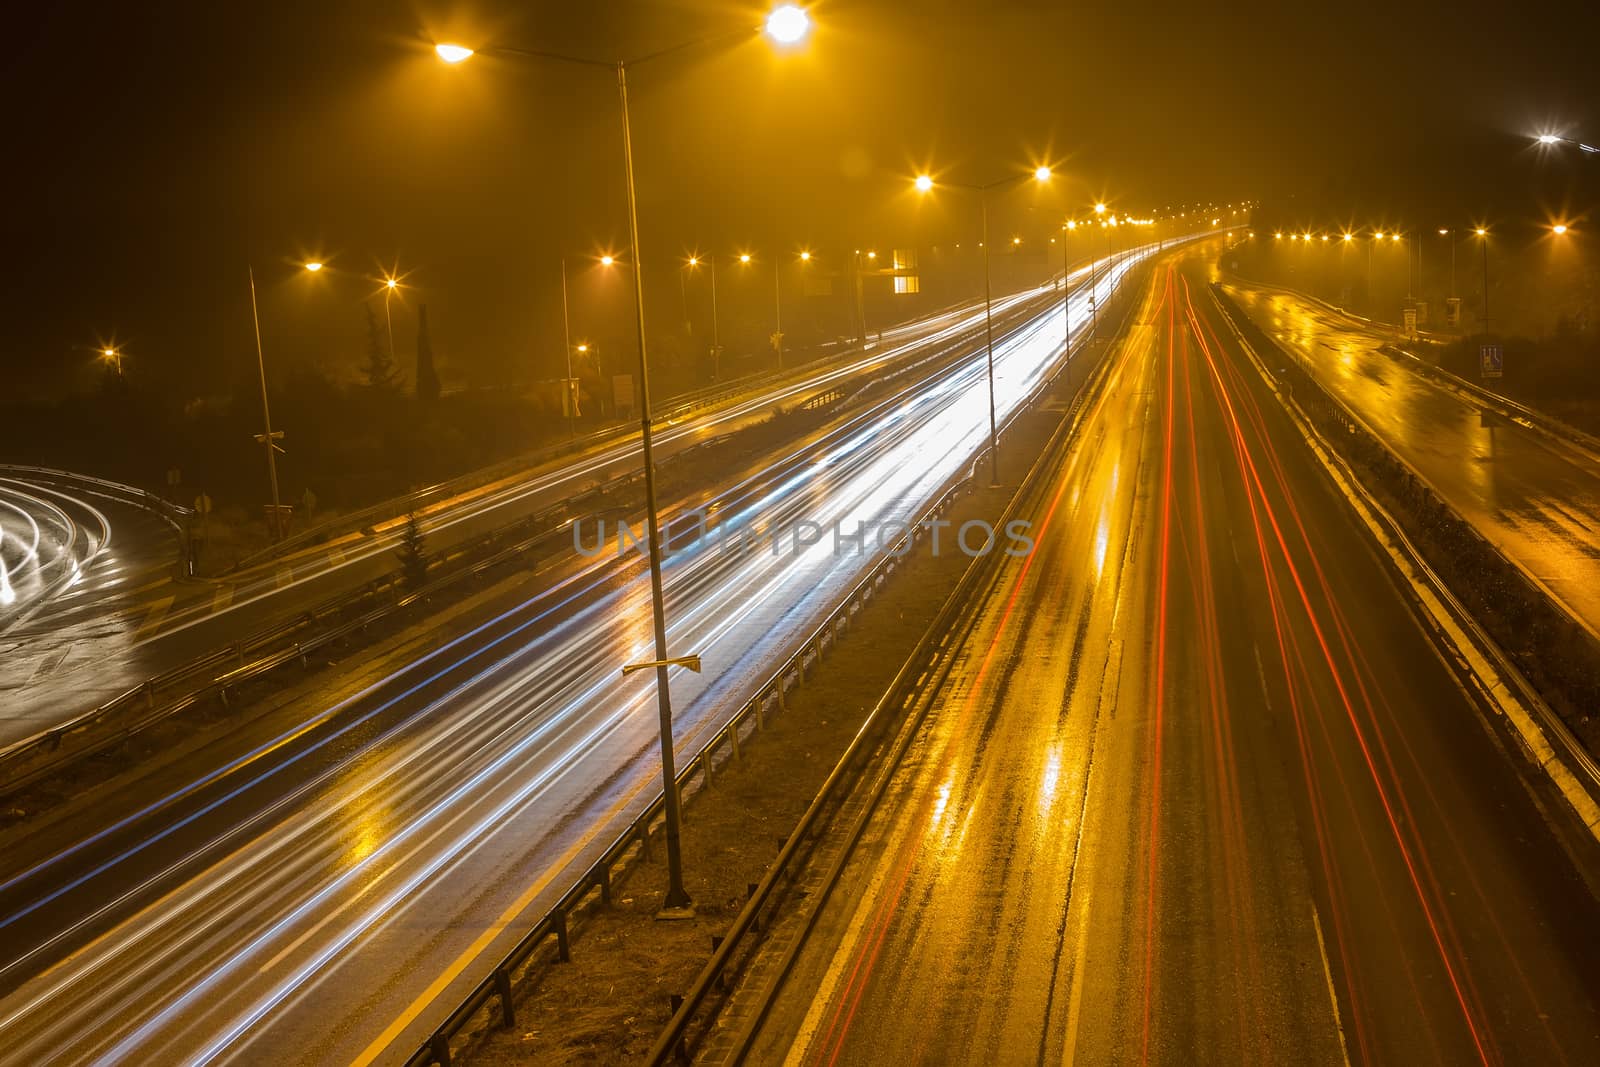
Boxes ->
[133,595,174,642]
[781,817,910,1066]
[1060,877,1095,1066]
[212,584,234,614]
[1310,899,1353,1067]
[348,805,628,1066]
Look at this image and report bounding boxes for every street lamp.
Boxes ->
[1475,227,1492,339]
[684,255,723,380]
[914,163,1051,486]
[246,268,286,541]
[433,5,811,919]
[380,272,402,386]
[1533,132,1600,156]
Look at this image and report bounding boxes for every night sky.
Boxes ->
[2,0,1596,399]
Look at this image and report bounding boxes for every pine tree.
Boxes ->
[415,303,441,405]
[363,303,399,390]
[397,511,429,590]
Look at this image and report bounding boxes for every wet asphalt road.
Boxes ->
[0,242,1175,1064]
[751,253,1600,1066]
[1225,282,1600,642]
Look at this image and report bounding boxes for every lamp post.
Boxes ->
[101,345,123,378]
[1092,203,1107,342]
[433,3,810,919]
[913,164,1051,486]
[1439,228,1456,298]
[246,267,285,541]
[1063,219,1077,351]
[381,275,400,376]
[559,256,579,438]
[684,255,721,380]
[1476,228,1491,339]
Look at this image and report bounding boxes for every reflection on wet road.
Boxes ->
[1227,283,1600,640]
[752,254,1600,1065]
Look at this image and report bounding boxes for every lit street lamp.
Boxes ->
[1535,132,1600,156]
[101,345,123,378]
[433,2,811,919]
[1475,227,1492,339]
[380,272,402,385]
[246,267,286,541]
[914,163,1052,486]
[684,254,723,380]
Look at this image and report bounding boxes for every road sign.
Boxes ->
[1479,343,1503,379]
[1402,307,1417,336]
[1445,297,1461,328]
[193,493,212,515]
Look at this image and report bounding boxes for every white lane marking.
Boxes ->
[1310,899,1353,1067]
[781,821,909,1066]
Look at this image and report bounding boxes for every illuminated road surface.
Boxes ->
[0,281,1074,750]
[750,255,1600,1065]
[1226,282,1600,641]
[0,475,179,641]
[0,240,1178,1063]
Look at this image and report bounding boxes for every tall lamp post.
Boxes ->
[913,164,1052,486]
[246,267,286,541]
[434,3,811,918]
[684,255,722,381]
[559,257,582,438]
[1476,227,1491,338]
[1091,202,1107,342]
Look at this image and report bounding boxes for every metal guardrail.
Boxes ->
[0,464,197,580]
[1377,343,1600,460]
[229,286,1071,574]
[1212,285,1600,790]
[400,245,1157,1067]
[401,467,976,1067]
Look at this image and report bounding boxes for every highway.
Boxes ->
[0,275,1097,752]
[748,252,1600,1064]
[0,236,1178,1063]
[1224,281,1600,641]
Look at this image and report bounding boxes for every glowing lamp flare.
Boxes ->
[435,43,474,64]
[764,4,810,44]
[304,262,323,272]
[1033,165,1052,182]
[914,174,934,193]
[1553,224,1569,235]
[600,255,615,266]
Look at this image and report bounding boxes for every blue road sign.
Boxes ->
[1479,343,1503,379]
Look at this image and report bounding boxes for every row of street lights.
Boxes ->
[150,4,1222,918]
[1265,225,1525,338]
